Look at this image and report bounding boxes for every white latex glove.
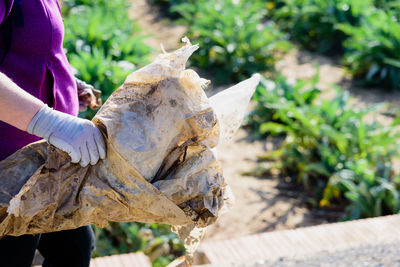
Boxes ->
[27,105,106,167]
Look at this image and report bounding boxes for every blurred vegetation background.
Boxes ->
[62,0,400,266]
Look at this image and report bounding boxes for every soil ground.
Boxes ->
[131,0,400,242]
[130,0,186,53]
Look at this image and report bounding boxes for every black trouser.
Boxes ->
[0,225,95,267]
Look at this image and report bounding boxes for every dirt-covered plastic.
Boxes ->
[0,39,260,259]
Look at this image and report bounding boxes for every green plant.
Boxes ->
[93,222,185,266]
[173,0,291,84]
[272,0,372,54]
[251,75,400,219]
[374,0,400,11]
[68,48,132,100]
[62,0,151,118]
[339,10,400,89]
[247,73,320,138]
[63,3,150,62]
[61,0,129,12]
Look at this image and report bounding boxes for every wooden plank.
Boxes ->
[89,252,151,267]
[196,214,400,265]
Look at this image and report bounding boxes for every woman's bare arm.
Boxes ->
[0,72,45,131]
[0,72,106,166]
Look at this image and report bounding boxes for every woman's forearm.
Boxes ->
[0,72,45,131]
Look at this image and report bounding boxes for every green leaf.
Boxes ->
[383,58,400,69]
[259,122,289,135]
[302,162,330,176]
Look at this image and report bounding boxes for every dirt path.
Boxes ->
[130,0,186,54]
[277,49,346,90]
[130,0,400,242]
[277,49,400,107]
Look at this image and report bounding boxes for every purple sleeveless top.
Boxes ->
[0,0,79,160]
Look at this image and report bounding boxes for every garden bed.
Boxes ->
[129,0,400,242]
[60,0,400,265]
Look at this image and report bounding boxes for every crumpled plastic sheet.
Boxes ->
[0,40,260,260]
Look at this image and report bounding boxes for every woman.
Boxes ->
[0,0,106,266]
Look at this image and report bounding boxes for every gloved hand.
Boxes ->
[76,78,102,112]
[27,105,106,167]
